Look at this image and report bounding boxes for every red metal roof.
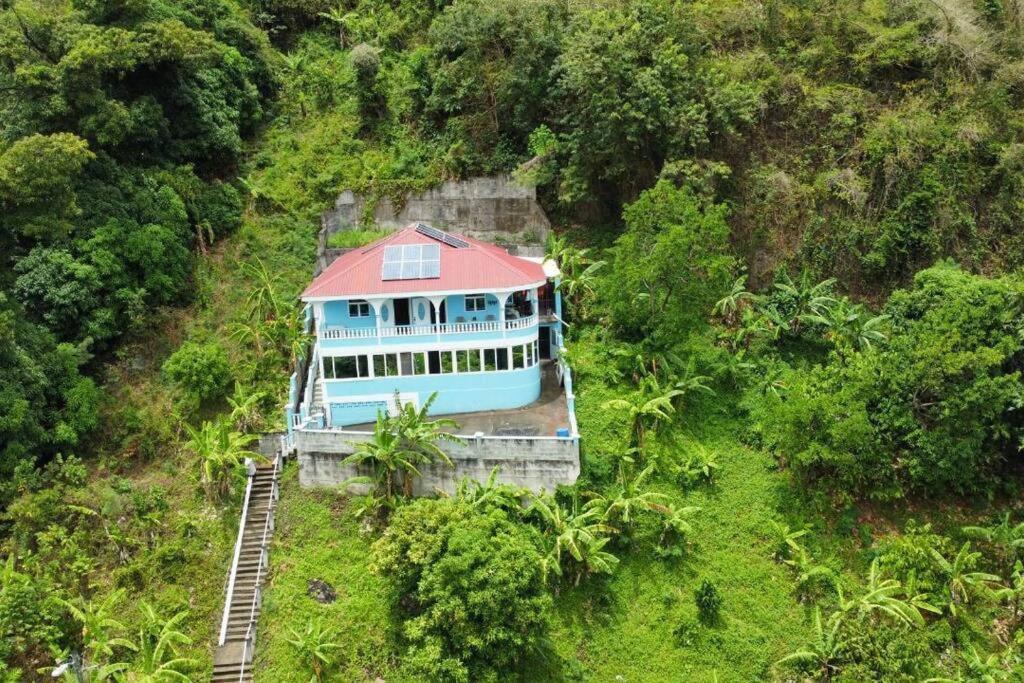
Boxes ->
[301,225,547,299]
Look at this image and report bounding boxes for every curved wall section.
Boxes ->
[326,363,541,427]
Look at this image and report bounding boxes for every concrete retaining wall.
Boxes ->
[295,428,579,494]
[323,175,550,243]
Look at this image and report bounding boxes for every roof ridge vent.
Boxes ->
[415,222,469,248]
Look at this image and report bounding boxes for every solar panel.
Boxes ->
[381,242,442,281]
[415,223,469,248]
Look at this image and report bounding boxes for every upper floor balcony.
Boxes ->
[312,290,545,347]
[319,313,538,342]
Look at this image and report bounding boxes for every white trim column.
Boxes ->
[496,291,511,336]
[367,298,386,342]
[428,295,446,340]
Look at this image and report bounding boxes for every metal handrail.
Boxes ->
[237,450,280,679]
[218,460,256,646]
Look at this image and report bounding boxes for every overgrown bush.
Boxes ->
[162,341,232,408]
[371,498,551,681]
[756,263,1024,501]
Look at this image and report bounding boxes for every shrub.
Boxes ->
[162,341,232,407]
[694,579,722,624]
[371,498,551,682]
[756,263,1024,501]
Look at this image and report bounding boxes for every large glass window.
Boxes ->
[465,294,486,312]
[399,352,414,375]
[357,355,369,378]
[456,349,471,372]
[348,300,370,317]
[483,348,496,371]
[427,351,441,375]
[329,356,358,379]
[512,345,524,369]
[440,351,454,373]
[413,352,426,375]
[373,354,386,377]
[497,348,509,371]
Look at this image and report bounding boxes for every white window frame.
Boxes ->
[465,294,486,312]
[348,300,371,318]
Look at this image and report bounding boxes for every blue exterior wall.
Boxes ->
[444,293,501,323]
[323,300,377,330]
[325,363,541,426]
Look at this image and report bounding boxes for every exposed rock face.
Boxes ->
[307,578,337,604]
[322,175,550,245]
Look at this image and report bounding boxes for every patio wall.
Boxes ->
[294,428,579,494]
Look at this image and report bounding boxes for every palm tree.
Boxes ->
[603,384,682,449]
[931,542,1002,620]
[318,5,357,47]
[785,547,837,604]
[454,466,526,514]
[529,494,619,585]
[769,521,809,562]
[773,270,837,337]
[963,513,1024,577]
[344,393,460,500]
[585,463,665,534]
[59,590,136,675]
[713,275,757,326]
[124,604,194,682]
[285,620,342,683]
[652,502,701,550]
[183,420,261,501]
[775,607,853,682]
[837,559,931,627]
[226,382,266,432]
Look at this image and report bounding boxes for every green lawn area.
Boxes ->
[255,408,811,681]
[547,426,808,681]
[254,463,398,681]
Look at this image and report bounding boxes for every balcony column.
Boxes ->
[428,296,445,341]
[367,298,385,342]
[497,291,511,336]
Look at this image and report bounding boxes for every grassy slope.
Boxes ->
[548,423,807,681]
[253,371,810,681]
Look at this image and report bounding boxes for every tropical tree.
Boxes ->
[318,6,357,47]
[963,513,1024,577]
[603,383,682,448]
[585,463,665,535]
[775,608,853,682]
[453,466,526,514]
[343,393,460,501]
[713,275,757,326]
[124,604,194,682]
[837,559,932,627]
[59,590,136,676]
[652,501,701,552]
[804,300,889,352]
[772,271,837,337]
[547,235,606,321]
[182,420,261,501]
[285,620,342,683]
[785,548,838,604]
[769,522,809,562]
[226,382,266,433]
[528,494,619,585]
[930,542,1002,620]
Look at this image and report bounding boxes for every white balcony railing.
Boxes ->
[319,315,538,340]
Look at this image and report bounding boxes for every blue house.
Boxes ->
[296,223,569,431]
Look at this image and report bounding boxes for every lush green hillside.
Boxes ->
[3,0,1024,680]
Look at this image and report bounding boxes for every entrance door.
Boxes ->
[538,326,552,359]
[393,298,411,326]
